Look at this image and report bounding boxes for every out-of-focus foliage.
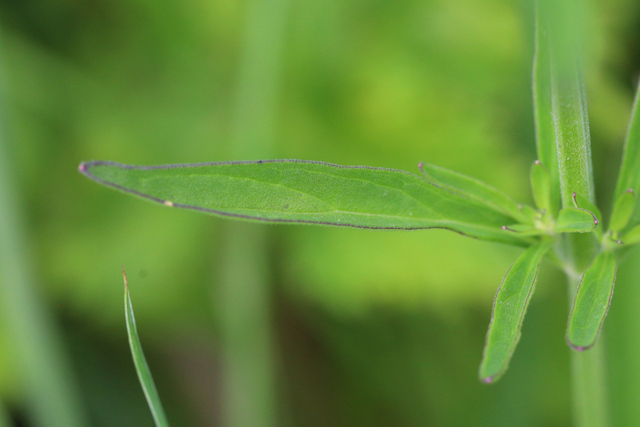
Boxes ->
[0,0,638,425]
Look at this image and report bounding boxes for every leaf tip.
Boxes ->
[482,376,493,384]
[417,162,425,173]
[567,341,590,352]
[122,266,129,291]
[78,162,88,173]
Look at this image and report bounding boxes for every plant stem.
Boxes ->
[568,276,610,427]
[536,0,610,423]
[0,77,88,427]
[216,0,289,425]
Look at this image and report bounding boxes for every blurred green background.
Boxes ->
[0,0,639,426]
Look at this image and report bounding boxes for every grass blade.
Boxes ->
[566,251,616,350]
[80,160,530,246]
[123,269,169,427]
[479,241,551,383]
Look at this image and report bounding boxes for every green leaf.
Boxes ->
[80,160,530,246]
[123,269,170,427]
[539,0,595,208]
[566,251,616,350]
[572,192,603,239]
[418,162,532,223]
[530,160,551,213]
[479,241,551,383]
[621,224,640,245]
[613,84,640,229]
[555,207,598,233]
[610,189,635,232]
[572,192,602,226]
[533,7,560,217]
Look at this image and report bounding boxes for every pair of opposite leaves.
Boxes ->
[79,158,626,383]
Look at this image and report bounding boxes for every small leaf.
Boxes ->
[555,207,598,233]
[566,251,616,350]
[572,192,602,226]
[530,160,551,212]
[621,224,640,245]
[519,204,539,223]
[610,189,635,232]
[479,241,551,383]
[418,162,531,223]
[80,160,530,246]
[123,269,170,427]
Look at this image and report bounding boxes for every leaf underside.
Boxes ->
[80,160,530,246]
[566,251,616,350]
[479,241,551,383]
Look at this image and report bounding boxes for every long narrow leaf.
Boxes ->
[610,189,635,232]
[566,251,616,350]
[614,84,640,229]
[533,8,560,216]
[123,269,169,427]
[539,0,595,207]
[80,160,530,246]
[418,162,532,223]
[479,241,551,383]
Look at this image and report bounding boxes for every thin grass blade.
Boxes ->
[555,207,598,233]
[123,269,169,427]
[479,241,551,383]
[80,160,530,246]
[566,251,616,350]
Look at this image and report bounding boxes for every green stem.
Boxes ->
[216,0,290,425]
[537,0,609,423]
[568,276,610,427]
[0,52,88,427]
